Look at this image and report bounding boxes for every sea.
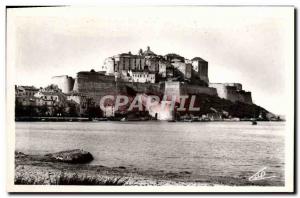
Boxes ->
[15,121,285,185]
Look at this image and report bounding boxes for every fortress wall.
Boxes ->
[225,87,240,103]
[74,80,116,95]
[226,90,252,104]
[73,70,254,108]
[73,71,162,104]
[164,82,217,102]
[223,83,242,91]
[74,80,117,103]
[223,87,252,104]
[208,83,227,98]
[51,75,74,94]
[164,81,181,101]
[72,72,117,103]
[209,83,252,104]
[119,82,162,95]
[181,84,217,96]
[237,91,252,104]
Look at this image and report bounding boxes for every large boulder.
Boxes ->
[45,149,93,163]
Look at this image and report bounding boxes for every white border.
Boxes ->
[3,2,296,194]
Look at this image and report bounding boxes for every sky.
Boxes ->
[7,6,294,115]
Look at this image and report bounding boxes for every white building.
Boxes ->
[129,70,156,83]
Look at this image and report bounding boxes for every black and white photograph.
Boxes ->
[5,6,294,193]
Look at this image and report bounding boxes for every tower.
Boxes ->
[191,57,209,84]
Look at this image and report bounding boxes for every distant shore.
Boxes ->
[15,151,283,186]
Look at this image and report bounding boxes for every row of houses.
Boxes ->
[15,84,103,116]
[15,85,66,107]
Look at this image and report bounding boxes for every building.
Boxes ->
[101,53,146,75]
[145,56,160,72]
[67,93,94,115]
[158,60,168,78]
[15,96,37,106]
[101,57,115,75]
[191,57,209,84]
[129,70,156,83]
[34,93,59,106]
[222,83,242,91]
[171,62,192,80]
[103,105,115,117]
[34,90,66,106]
[15,86,39,106]
[100,46,167,82]
[15,85,39,97]
[101,47,210,87]
[101,46,163,76]
[164,53,185,63]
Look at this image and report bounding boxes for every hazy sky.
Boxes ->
[7,7,294,115]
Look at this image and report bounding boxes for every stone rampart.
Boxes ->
[51,75,74,94]
[209,83,252,104]
[181,84,217,96]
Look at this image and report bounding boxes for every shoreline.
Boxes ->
[15,152,213,186]
[15,152,283,186]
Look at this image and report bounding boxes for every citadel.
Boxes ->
[16,46,256,121]
[52,46,252,104]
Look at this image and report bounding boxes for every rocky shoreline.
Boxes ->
[15,150,281,186]
[15,151,213,186]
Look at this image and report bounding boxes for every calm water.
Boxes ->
[16,121,285,184]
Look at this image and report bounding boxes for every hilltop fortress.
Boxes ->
[52,46,252,106]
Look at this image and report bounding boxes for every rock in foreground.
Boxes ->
[45,149,93,163]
